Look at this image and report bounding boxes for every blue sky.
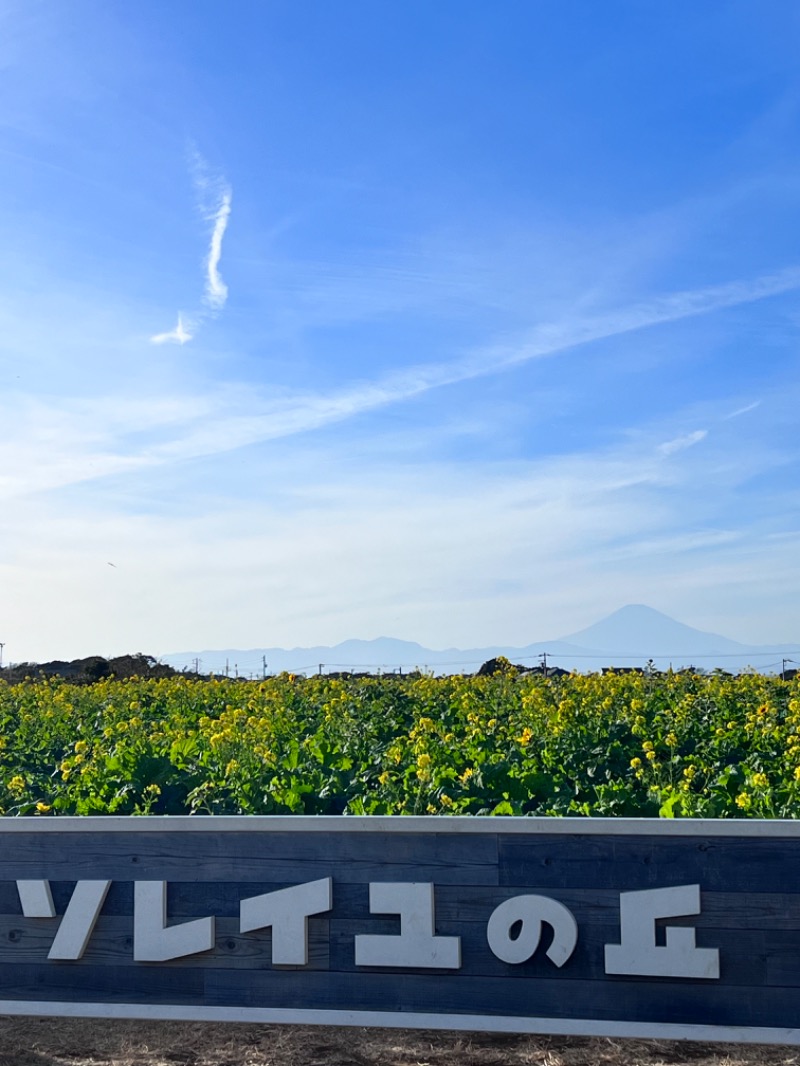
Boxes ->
[2,0,799,661]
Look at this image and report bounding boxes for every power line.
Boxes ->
[156,648,800,677]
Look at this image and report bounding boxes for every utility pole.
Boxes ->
[262,655,267,679]
[318,663,324,676]
[225,658,229,677]
[540,651,548,677]
[0,643,4,670]
[192,658,200,675]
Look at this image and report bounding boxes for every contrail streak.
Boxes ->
[204,188,231,310]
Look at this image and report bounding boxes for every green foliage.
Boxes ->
[0,671,798,817]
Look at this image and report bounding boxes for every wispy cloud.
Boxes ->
[4,410,796,660]
[203,187,231,310]
[143,265,800,461]
[658,429,708,456]
[460,266,800,381]
[602,529,741,560]
[725,400,761,419]
[150,312,193,346]
[8,263,800,502]
[149,149,232,344]
[190,146,232,313]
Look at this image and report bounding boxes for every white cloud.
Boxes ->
[0,392,214,501]
[460,265,800,380]
[1,265,796,502]
[601,529,741,559]
[0,275,796,659]
[658,429,708,455]
[189,145,232,313]
[725,400,761,419]
[150,312,193,345]
[151,149,233,343]
[1,425,797,661]
[203,187,231,311]
[135,266,800,466]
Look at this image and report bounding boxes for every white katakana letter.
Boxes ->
[604,884,719,979]
[17,880,56,918]
[134,881,215,962]
[240,877,332,965]
[48,880,111,960]
[355,882,461,968]
[18,879,111,960]
[487,894,577,966]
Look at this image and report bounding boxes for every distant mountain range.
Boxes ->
[162,604,799,677]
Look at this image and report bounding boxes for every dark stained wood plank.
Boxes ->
[499,835,800,893]
[431,886,800,931]
[0,831,499,885]
[202,968,800,1028]
[0,962,206,1004]
[0,960,788,1028]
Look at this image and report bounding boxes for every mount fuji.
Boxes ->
[162,605,798,677]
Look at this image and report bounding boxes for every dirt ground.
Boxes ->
[0,1020,796,1066]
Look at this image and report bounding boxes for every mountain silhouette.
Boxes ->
[164,605,800,677]
[558,604,748,657]
[163,604,797,676]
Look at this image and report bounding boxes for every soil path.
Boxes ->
[0,1021,796,1066]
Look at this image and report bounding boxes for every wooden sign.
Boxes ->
[0,816,798,1043]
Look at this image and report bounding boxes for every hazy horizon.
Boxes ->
[6,605,797,679]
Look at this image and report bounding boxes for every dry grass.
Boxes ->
[0,1021,797,1066]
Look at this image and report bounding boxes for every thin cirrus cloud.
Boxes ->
[149,150,231,345]
[658,429,708,456]
[142,263,800,466]
[724,400,762,419]
[7,261,794,504]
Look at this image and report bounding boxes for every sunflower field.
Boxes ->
[0,669,798,818]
